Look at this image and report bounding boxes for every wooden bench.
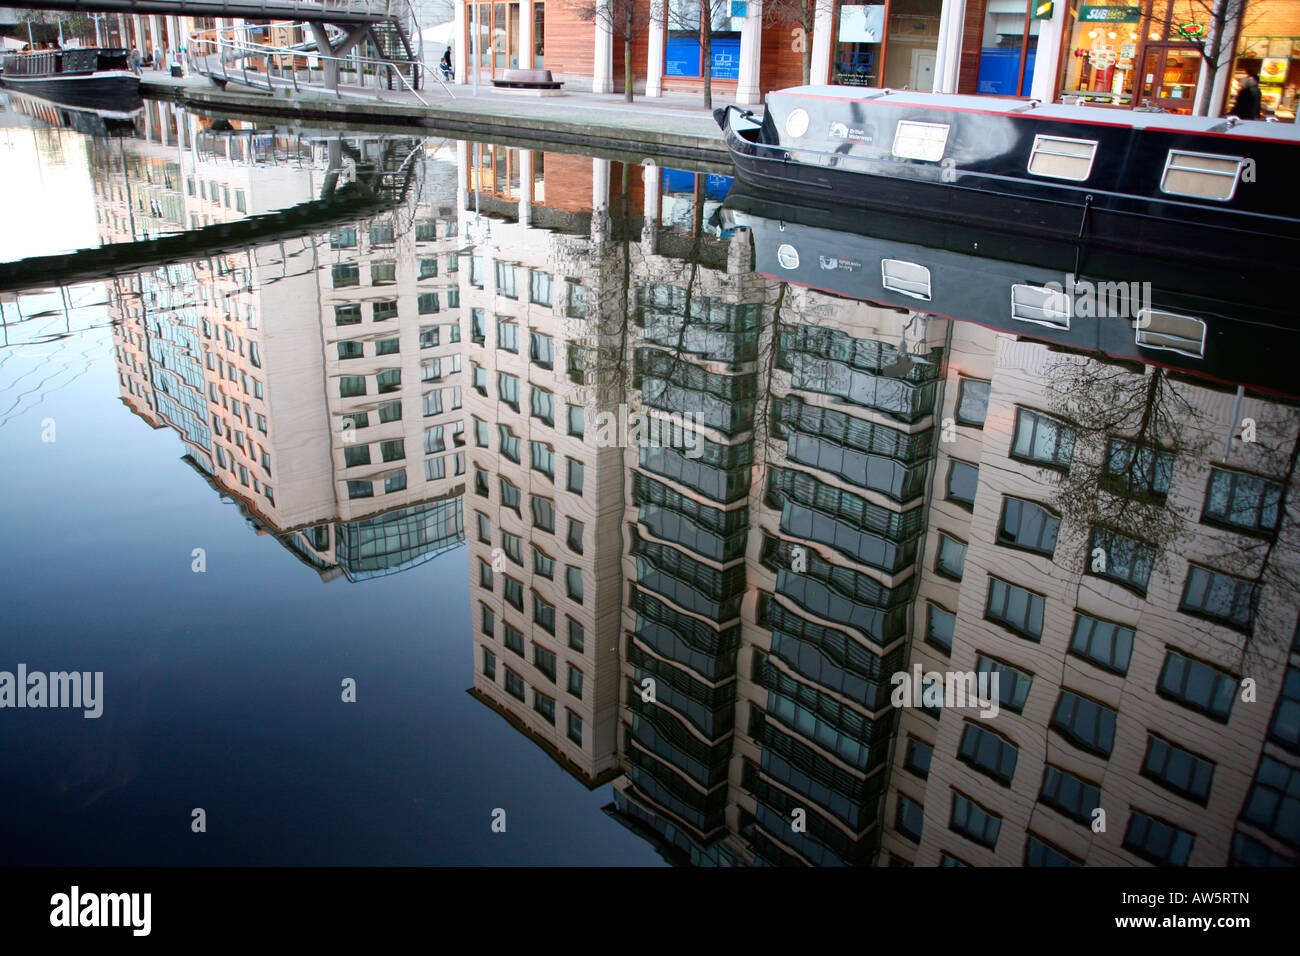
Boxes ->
[491,68,564,94]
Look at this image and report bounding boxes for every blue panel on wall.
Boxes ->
[662,168,696,193]
[712,37,741,79]
[665,37,701,77]
[705,174,734,199]
[976,49,1020,95]
[664,36,742,79]
[1021,51,1037,95]
[977,49,1039,96]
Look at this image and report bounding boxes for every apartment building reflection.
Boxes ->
[462,143,624,788]
[104,116,466,582]
[455,138,1299,866]
[91,111,1299,863]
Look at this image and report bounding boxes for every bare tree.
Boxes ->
[572,0,656,102]
[1138,0,1263,115]
[761,0,832,86]
[1043,357,1207,581]
[665,0,735,110]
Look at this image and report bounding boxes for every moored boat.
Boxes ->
[724,182,1300,399]
[716,86,1300,269]
[0,48,140,112]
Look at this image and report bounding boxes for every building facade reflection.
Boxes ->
[75,111,1299,866]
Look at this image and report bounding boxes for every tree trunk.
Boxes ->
[802,24,812,85]
[701,14,712,110]
[625,36,634,101]
[1195,0,1231,116]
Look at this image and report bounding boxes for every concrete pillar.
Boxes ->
[934,0,966,94]
[310,23,340,90]
[646,3,665,97]
[518,149,533,225]
[592,0,614,93]
[591,158,610,243]
[1030,3,1062,101]
[810,0,835,85]
[150,15,164,62]
[454,1,467,84]
[117,14,128,48]
[133,15,145,55]
[736,0,764,104]
[519,0,533,70]
[641,162,660,255]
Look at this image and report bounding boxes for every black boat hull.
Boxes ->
[0,72,141,113]
[726,184,1300,398]
[717,102,1299,273]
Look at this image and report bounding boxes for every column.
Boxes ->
[518,150,533,226]
[454,1,467,84]
[736,0,764,105]
[646,3,665,97]
[934,0,966,93]
[165,16,179,69]
[641,162,660,255]
[1029,2,1062,101]
[519,0,533,71]
[810,0,835,85]
[932,0,956,92]
[118,14,129,47]
[590,158,610,243]
[151,15,164,59]
[133,15,145,55]
[592,0,614,93]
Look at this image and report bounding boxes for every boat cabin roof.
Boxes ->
[771,85,1300,141]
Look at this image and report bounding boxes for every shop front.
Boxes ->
[1056,0,1209,110]
[463,0,545,84]
[1228,0,1300,120]
[833,0,943,88]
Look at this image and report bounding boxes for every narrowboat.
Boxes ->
[716,86,1300,269]
[2,88,140,137]
[0,48,140,112]
[724,182,1300,399]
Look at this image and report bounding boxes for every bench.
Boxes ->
[491,68,564,95]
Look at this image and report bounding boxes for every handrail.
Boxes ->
[188,16,450,105]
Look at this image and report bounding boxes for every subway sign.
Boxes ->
[1079,5,1142,21]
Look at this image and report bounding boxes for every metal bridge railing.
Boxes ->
[189,19,452,105]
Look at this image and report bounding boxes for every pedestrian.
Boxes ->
[1231,70,1262,120]
[130,47,142,75]
[153,46,161,71]
[440,47,453,81]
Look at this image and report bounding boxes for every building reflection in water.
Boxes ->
[83,104,1299,867]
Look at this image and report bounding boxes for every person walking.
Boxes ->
[130,47,142,75]
[440,47,453,82]
[1231,70,1262,120]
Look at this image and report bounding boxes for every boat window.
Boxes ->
[1160,151,1243,201]
[881,259,932,301]
[892,121,950,162]
[1135,309,1206,359]
[1011,284,1071,329]
[785,109,811,138]
[1027,135,1097,181]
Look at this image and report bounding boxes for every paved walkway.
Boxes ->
[140,67,748,161]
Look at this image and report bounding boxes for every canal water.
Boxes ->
[0,92,1295,868]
